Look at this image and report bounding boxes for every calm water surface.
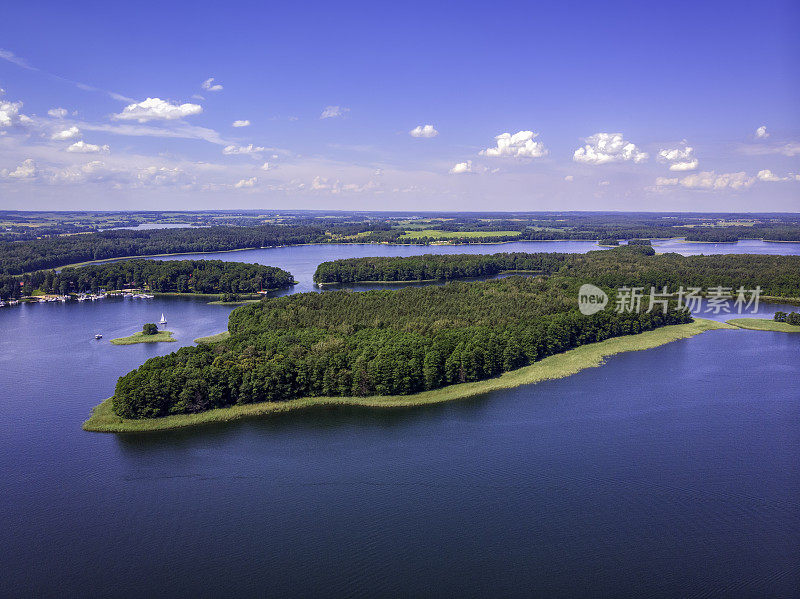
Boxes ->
[1,242,799,598]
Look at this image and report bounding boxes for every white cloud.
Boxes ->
[311,175,332,190]
[67,140,110,153]
[757,169,791,182]
[201,77,223,92]
[480,130,548,158]
[232,119,251,127]
[2,158,37,179]
[658,171,755,190]
[260,162,274,171]
[234,177,258,188]
[113,98,203,123]
[48,107,68,118]
[668,159,699,171]
[81,121,229,146]
[738,142,800,157]
[50,161,119,184]
[449,160,473,174]
[0,49,34,70]
[51,126,81,140]
[410,124,438,138]
[564,175,574,182]
[755,125,769,139]
[320,106,349,119]
[136,166,192,187]
[0,99,32,128]
[573,132,648,165]
[655,176,679,186]
[222,144,265,155]
[657,143,698,171]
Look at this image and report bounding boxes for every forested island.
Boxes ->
[109,275,692,420]
[0,259,294,298]
[314,248,800,298]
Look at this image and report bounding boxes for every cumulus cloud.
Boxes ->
[2,158,37,179]
[320,106,349,119]
[573,133,648,165]
[201,78,223,92]
[409,124,438,138]
[67,140,109,153]
[480,130,548,159]
[657,143,698,171]
[50,161,119,184]
[564,175,574,181]
[755,125,769,139]
[114,98,203,122]
[48,107,68,118]
[222,144,265,155]
[51,126,81,140]
[260,162,275,171]
[234,177,258,188]
[657,171,755,190]
[232,119,250,127]
[449,160,473,174]
[0,99,32,128]
[757,169,791,182]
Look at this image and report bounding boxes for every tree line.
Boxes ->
[0,259,294,298]
[774,311,800,325]
[4,213,800,275]
[112,275,692,419]
[313,252,572,284]
[314,247,800,298]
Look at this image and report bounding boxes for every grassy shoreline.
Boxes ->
[728,318,800,332]
[84,318,733,433]
[194,331,231,344]
[110,330,176,345]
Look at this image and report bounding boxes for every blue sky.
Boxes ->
[1,0,798,211]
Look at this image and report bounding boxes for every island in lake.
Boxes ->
[84,247,800,432]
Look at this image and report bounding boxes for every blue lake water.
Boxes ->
[1,241,799,597]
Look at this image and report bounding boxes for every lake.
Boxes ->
[0,241,798,597]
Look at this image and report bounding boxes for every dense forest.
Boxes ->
[112,276,692,419]
[314,247,800,298]
[314,252,574,284]
[0,222,396,275]
[0,260,294,297]
[4,211,800,274]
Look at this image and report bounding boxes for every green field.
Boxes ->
[110,330,177,345]
[399,229,522,240]
[84,318,732,433]
[728,318,800,332]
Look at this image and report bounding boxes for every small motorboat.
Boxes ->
[95,334,103,339]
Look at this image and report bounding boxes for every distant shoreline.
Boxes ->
[38,236,800,273]
[84,318,733,433]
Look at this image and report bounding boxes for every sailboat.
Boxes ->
[160,313,167,325]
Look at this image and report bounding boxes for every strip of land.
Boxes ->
[727,318,800,332]
[194,331,231,344]
[84,318,733,433]
[110,331,176,345]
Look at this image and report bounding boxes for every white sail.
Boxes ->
[160,313,167,324]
